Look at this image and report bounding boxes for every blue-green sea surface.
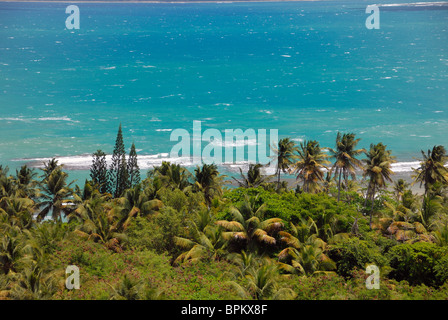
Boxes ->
[0,0,447,183]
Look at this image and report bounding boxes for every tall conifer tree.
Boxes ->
[128,142,140,187]
[109,124,129,198]
[90,149,109,194]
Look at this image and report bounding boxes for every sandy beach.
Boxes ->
[227,170,425,195]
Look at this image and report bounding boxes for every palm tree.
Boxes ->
[278,217,318,247]
[412,145,448,197]
[14,165,38,199]
[113,184,163,232]
[362,144,395,195]
[69,194,126,252]
[328,132,365,202]
[292,140,330,193]
[226,251,259,278]
[37,168,74,222]
[278,219,336,276]
[0,196,35,230]
[0,169,16,200]
[40,158,62,182]
[193,164,224,207]
[226,259,296,300]
[418,195,443,230]
[402,189,420,213]
[109,274,164,300]
[270,138,297,190]
[0,228,26,274]
[215,195,284,252]
[109,275,144,300]
[393,179,409,203]
[433,220,448,246]
[232,164,270,188]
[27,221,67,255]
[362,143,396,229]
[174,209,227,264]
[383,200,412,222]
[278,235,336,276]
[150,161,192,191]
[9,261,59,300]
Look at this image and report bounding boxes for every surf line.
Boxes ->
[169,120,279,167]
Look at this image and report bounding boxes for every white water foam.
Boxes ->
[210,138,259,148]
[0,116,78,123]
[16,154,425,175]
[391,161,421,173]
[377,2,448,7]
[19,153,189,171]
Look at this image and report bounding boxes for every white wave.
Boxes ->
[377,2,448,7]
[100,66,116,70]
[21,153,187,170]
[0,117,27,121]
[214,103,232,107]
[391,161,420,173]
[20,153,274,172]
[210,138,259,148]
[160,94,182,99]
[156,129,173,132]
[17,152,430,175]
[37,116,79,122]
[0,116,78,123]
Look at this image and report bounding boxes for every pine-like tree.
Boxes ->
[127,142,140,187]
[90,149,109,194]
[118,153,130,194]
[109,124,129,198]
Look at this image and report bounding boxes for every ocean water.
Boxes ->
[0,0,447,184]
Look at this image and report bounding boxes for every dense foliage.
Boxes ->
[1,131,448,300]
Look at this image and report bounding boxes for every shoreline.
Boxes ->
[16,154,425,195]
[16,155,425,195]
[227,171,425,195]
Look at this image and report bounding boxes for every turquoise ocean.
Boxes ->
[0,0,447,184]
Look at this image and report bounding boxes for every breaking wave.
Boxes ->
[16,154,423,175]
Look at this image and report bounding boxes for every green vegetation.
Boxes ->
[1,129,448,300]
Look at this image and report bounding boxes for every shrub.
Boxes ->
[327,237,388,279]
[126,216,157,250]
[387,242,448,287]
[434,255,448,285]
[223,187,360,231]
[126,207,185,256]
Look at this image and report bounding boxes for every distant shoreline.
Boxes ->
[247,172,426,196]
